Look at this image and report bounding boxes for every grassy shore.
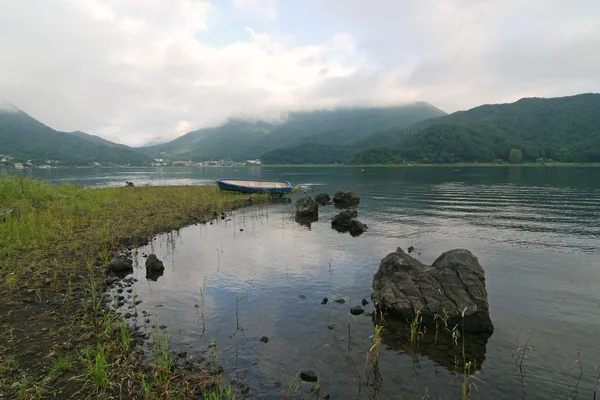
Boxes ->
[0,174,269,399]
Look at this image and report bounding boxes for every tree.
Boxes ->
[508,149,523,164]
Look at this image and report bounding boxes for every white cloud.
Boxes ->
[0,0,599,145]
[233,0,277,21]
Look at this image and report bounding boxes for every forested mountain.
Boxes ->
[140,103,446,161]
[354,93,600,164]
[0,107,152,165]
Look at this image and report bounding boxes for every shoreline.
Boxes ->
[0,176,270,398]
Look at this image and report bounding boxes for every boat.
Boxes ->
[216,178,293,194]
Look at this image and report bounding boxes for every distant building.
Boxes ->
[38,165,52,169]
[93,162,101,166]
[247,159,261,165]
[14,163,24,169]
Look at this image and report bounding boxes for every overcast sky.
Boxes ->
[1,0,599,145]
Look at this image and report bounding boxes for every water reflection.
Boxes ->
[377,316,491,372]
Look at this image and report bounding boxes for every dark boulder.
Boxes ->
[348,219,368,236]
[314,193,331,206]
[145,254,165,272]
[333,190,360,208]
[372,248,493,334]
[108,256,133,273]
[331,210,358,232]
[295,197,318,218]
[125,181,134,187]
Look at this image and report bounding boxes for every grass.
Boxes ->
[0,174,269,399]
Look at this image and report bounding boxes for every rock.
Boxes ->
[108,256,133,273]
[372,248,494,333]
[62,342,74,351]
[125,181,134,187]
[117,288,123,294]
[295,197,318,218]
[331,210,358,232]
[300,370,318,382]
[314,193,331,206]
[141,362,155,372]
[145,254,164,272]
[321,298,329,305]
[350,306,364,315]
[327,323,336,330]
[361,298,369,306]
[408,246,415,254]
[260,336,269,343]
[0,206,18,222]
[332,190,360,208]
[348,218,368,237]
[333,299,345,304]
[240,228,244,232]
[298,294,306,299]
[332,331,344,341]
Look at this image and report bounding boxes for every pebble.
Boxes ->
[62,342,74,350]
[300,370,318,382]
[327,323,336,330]
[298,294,306,299]
[361,298,369,306]
[260,336,269,343]
[159,325,167,329]
[321,298,328,305]
[40,327,48,333]
[116,288,123,294]
[333,299,345,304]
[350,306,365,316]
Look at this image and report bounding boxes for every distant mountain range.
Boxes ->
[0,106,152,165]
[1,94,599,166]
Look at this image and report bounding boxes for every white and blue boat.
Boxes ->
[216,178,293,194]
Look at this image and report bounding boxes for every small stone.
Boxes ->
[327,323,336,330]
[298,294,306,299]
[40,327,48,333]
[260,336,269,343]
[333,331,344,341]
[350,306,364,316]
[141,362,155,372]
[45,351,57,359]
[118,296,125,301]
[408,246,415,254]
[126,289,132,293]
[62,342,74,351]
[145,319,151,324]
[300,370,318,382]
[333,299,345,304]
[361,298,369,306]
[159,325,167,330]
[321,298,328,305]
[116,288,123,294]
[240,228,244,232]
[124,313,132,319]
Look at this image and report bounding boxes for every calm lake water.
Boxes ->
[22,166,600,399]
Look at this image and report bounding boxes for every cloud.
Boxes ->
[233,0,277,21]
[0,0,598,145]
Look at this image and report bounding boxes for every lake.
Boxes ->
[20,166,600,399]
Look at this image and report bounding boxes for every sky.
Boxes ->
[1,0,599,146]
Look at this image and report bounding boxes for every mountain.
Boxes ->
[0,106,152,165]
[140,136,171,147]
[140,103,446,161]
[354,93,600,164]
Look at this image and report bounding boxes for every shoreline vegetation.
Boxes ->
[0,175,270,399]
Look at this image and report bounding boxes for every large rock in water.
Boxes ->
[314,193,331,206]
[348,218,368,236]
[295,197,318,218]
[331,209,358,231]
[333,190,360,208]
[146,254,165,272]
[372,248,493,333]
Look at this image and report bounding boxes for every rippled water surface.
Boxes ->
[27,166,600,399]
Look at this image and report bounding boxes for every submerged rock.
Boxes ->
[108,256,133,273]
[333,190,360,208]
[350,306,364,315]
[295,197,318,218]
[361,298,369,306]
[321,298,329,305]
[331,210,358,232]
[348,219,368,236]
[300,370,318,382]
[314,193,331,206]
[145,254,164,272]
[260,336,269,343]
[372,248,494,334]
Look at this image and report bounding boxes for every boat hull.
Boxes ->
[217,179,293,194]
